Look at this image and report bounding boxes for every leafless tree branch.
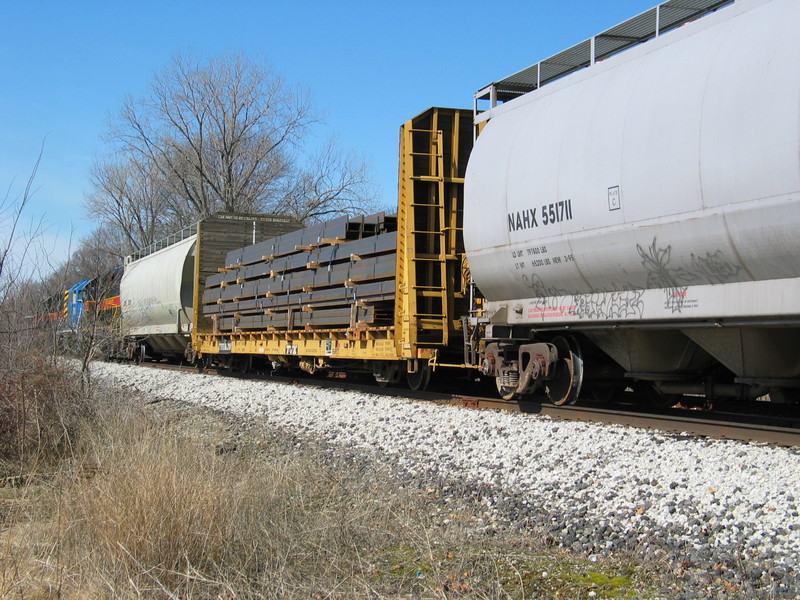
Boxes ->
[86,52,377,250]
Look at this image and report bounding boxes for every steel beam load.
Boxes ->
[203,213,398,332]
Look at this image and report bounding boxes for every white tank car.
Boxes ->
[120,235,197,356]
[464,0,800,403]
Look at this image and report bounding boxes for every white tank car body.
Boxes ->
[465,0,800,327]
[120,235,196,353]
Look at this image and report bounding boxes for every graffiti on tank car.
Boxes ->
[521,273,577,319]
[636,238,744,313]
[508,200,573,232]
[690,250,742,284]
[522,273,569,299]
[637,239,692,289]
[520,273,644,321]
[516,239,743,319]
[521,288,645,321]
[572,289,645,320]
[636,238,691,313]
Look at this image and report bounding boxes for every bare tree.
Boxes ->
[1,152,96,467]
[278,139,379,223]
[1,145,43,295]
[1,147,57,373]
[86,157,170,253]
[0,147,51,370]
[87,52,377,250]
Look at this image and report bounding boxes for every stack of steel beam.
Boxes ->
[203,213,397,332]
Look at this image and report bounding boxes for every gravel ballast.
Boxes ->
[90,362,800,598]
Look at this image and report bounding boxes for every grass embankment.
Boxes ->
[0,361,657,599]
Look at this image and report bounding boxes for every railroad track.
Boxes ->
[132,360,800,446]
[446,396,800,446]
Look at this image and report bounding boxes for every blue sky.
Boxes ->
[1,0,659,269]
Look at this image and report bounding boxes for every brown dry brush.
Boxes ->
[0,355,87,474]
[13,403,407,599]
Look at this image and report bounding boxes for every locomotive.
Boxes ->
[45,268,122,337]
[85,0,800,406]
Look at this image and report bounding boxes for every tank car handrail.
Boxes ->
[125,223,198,264]
[474,0,735,117]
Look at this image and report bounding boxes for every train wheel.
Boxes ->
[406,360,432,391]
[374,361,402,388]
[495,379,519,401]
[546,336,584,405]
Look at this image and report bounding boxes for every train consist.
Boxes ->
[63,0,800,406]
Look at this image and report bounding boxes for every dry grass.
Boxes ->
[3,409,397,598]
[1,395,436,599]
[0,355,87,474]
[0,379,657,599]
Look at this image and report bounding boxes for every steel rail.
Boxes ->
[448,396,800,446]
[130,361,800,446]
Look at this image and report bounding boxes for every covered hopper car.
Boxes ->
[115,0,800,406]
[467,0,800,404]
